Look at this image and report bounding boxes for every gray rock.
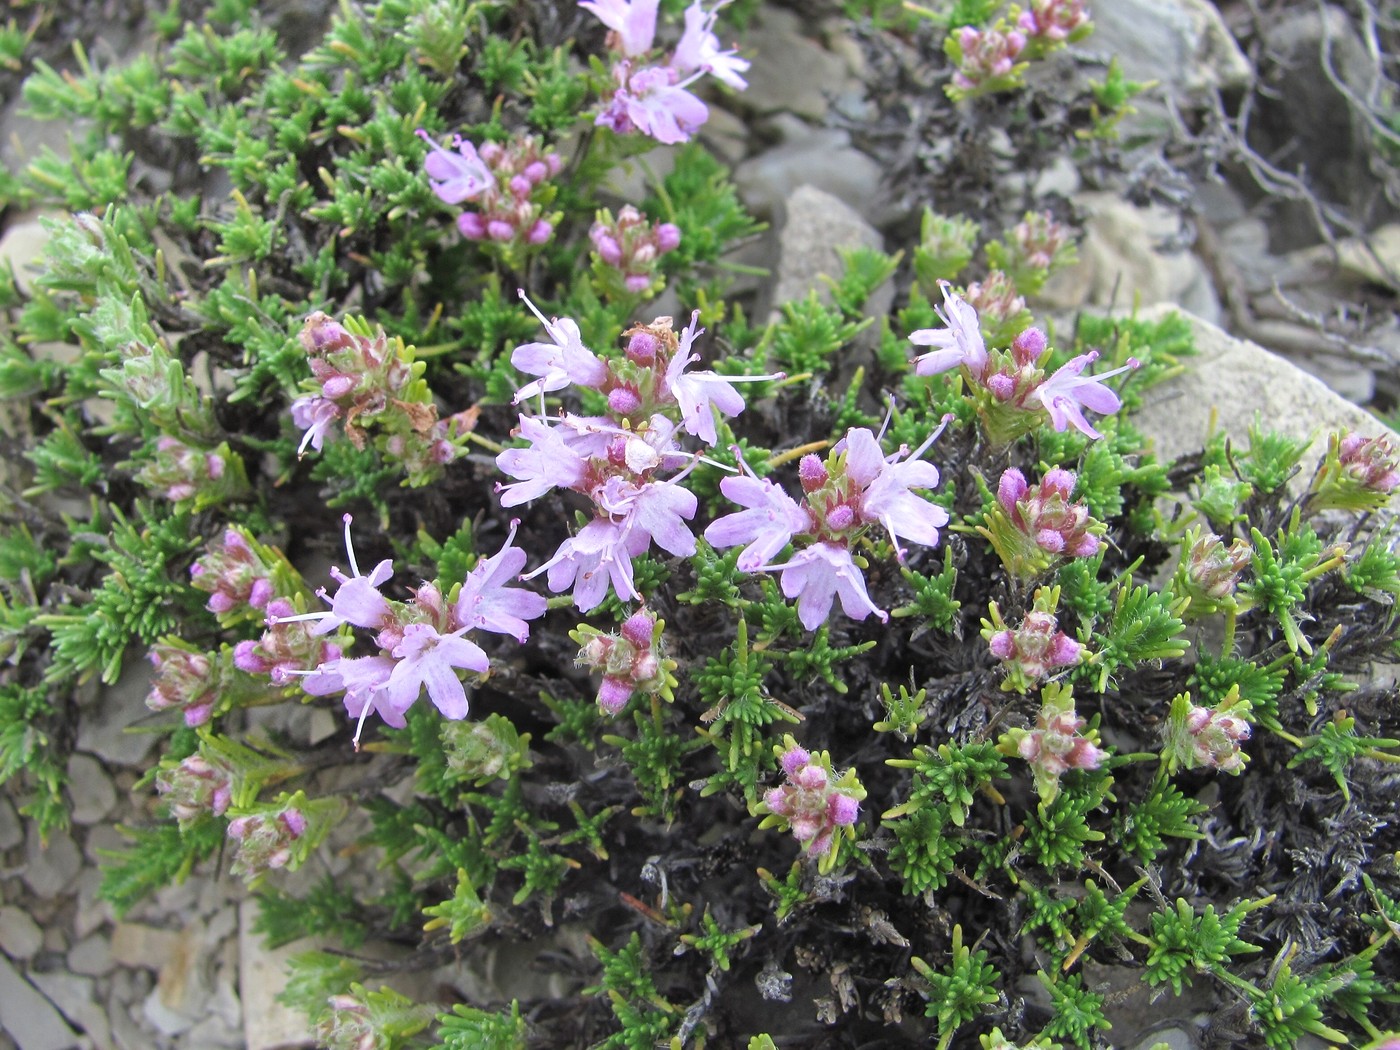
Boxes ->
[1130,305,1400,472]
[76,662,157,768]
[0,906,43,960]
[734,129,886,225]
[740,7,853,121]
[26,972,111,1049]
[1129,1026,1198,1050]
[770,185,888,315]
[65,935,113,978]
[238,901,316,1050]
[143,987,196,1038]
[0,795,22,850]
[0,955,79,1050]
[1091,0,1251,97]
[21,826,82,900]
[65,754,117,826]
[0,215,57,298]
[71,870,109,941]
[1038,192,1220,323]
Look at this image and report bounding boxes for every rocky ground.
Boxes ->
[1,2,1397,1049]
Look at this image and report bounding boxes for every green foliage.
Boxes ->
[757,861,810,922]
[1287,714,1399,801]
[1118,775,1205,864]
[1055,550,1112,628]
[422,868,493,944]
[98,818,227,917]
[588,933,678,1050]
[892,547,962,631]
[774,628,874,694]
[1037,971,1111,1048]
[1247,955,1349,1048]
[1241,514,1345,655]
[1072,309,1194,411]
[831,246,901,317]
[434,1001,529,1050]
[1344,536,1400,600]
[0,682,66,836]
[647,141,763,281]
[1189,652,1287,726]
[1143,897,1265,995]
[1022,774,1109,869]
[1238,424,1312,495]
[885,741,1008,827]
[873,681,927,738]
[1077,578,1187,692]
[254,878,371,949]
[887,804,962,894]
[677,908,759,972]
[765,292,869,375]
[910,925,1001,1050]
[603,707,698,823]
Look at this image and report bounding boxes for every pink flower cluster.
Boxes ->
[190,528,275,613]
[146,643,221,727]
[706,424,950,631]
[950,23,1026,94]
[584,0,749,144]
[156,754,234,828]
[1337,432,1400,495]
[590,205,682,298]
[290,313,456,474]
[418,130,562,248]
[909,281,1137,442]
[1015,693,1105,802]
[277,516,546,746]
[762,744,861,858]
[134,436,231,505]
[575,609,669,714]
[228,805,307,879]
[497,293,777,611]
[985,604,1082,692]
[1181,704,1252,774]
[1018,0,1091,44]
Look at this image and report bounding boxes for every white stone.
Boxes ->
[71,870,108,942]
[21,826,82,899]
[65,934,113,977]
[0,955,79,1050]
[142,987,195,1037]
[110,922,181,971]
[64,753,117,826]
[26,972,110,1049]
[1090,0,1251,97]
[0,795,22,850]
[740,7,853,120]
[75,661,157,768]
[1130,305,1400,472]
[238,900,317,1050]
[0,906,43,960]
[770,185,887,317]
[734,129,886,225]
[1037,192,1219,323]
[0,217,55,298]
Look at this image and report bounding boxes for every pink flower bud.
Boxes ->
[597,676,633,714]
[487,219,514,242]
[593,233,624,266]
[526,219,553,245]
[764,787,787,812]
[479,142,503,164]
[798,455,827,492]
[826,504,855,531]
[780,746,811,777]
[1011,327,1047,365]
[656,224,681,252]
[988,630,1015,660]
[457,212,486,239]
[523,160,548,183]
[509,174,532,197]
[796,764,828,791]
[608,386,643,415]
[620,612,654,649]
[627,331,659,364]
[828,794,859,825]
[624,274,652,294]
[322,374,357,399]
[985,372,1016,401]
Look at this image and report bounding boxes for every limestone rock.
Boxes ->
[65,753,117,826]
[76,662,158,768]
[1037,192,1219,323]
[1129,305,1399,471]
[0,794,22,850]
[0,906,43,961]
[1090,0,1251,97]
[239,901,316,1050]
[0,955,79,1050]
[110,922,182,971]
[26,972,111,1049]
[770,185,888,316]
[740,7,854,121]
[734,129,886,225]
[21,826,81,900]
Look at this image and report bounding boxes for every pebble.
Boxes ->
[26,972,111,1049]
[0,954,78,1050]
[21,827,82,900]
[70,871,108,941]
[65,935,113,978]
[769,185,888,319]
[109,922,181,971]
[0,218,55,298]
[0,906,44,960]
[741,7,853,120]
[0,795,22,851]
[734,128,887,224]
[64,755,117,827]
[239,900,316,1050]
[75,664,158,769]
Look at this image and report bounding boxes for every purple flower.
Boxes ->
[511,291,608,403]
[907,280,988,378]
[760,541,887,632]
[840,424,950,560]
[1034,350,1138,439]
[663,311,781,446]
[496,415,589,506]
[579,0,659,56]
[704,460,809,571]
[291,395,342,456]
[416,130,493,205]
[269,515,393,636]
[454,520,547,643]
[385,623,489,722]
[302,654,398,744]
[534,517,647,612]
[600,63,709,145]
[672,1,750,89]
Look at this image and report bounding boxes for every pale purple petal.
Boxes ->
[908,280,987,377]
[632,481,698,557]
[417,130,493,205]
[771,543,886,631]
[496,415,588,506]
[622,66,708,144]
[455,521,548,642]
[705,474,808,571]
[579,0,659,56]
